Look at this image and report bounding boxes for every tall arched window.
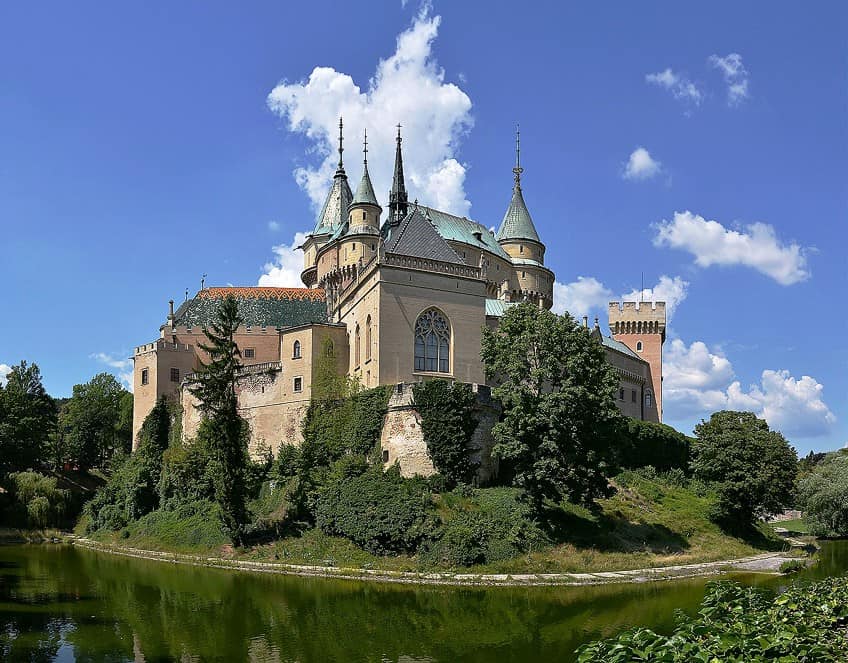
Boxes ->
[645,390,653,407]
[365,315,372,361]
[292,340,301,359]
[414,309,450,373]
[355,324,361,366]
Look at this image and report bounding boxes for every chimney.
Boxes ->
[168,300,175,330]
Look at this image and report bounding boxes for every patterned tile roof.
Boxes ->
[174,287,328,329]
[497,183,541,243]
[419,206,511,260]
[313,171,353,236]
[383,207,464,264]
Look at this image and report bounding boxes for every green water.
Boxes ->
[1,542,847,662]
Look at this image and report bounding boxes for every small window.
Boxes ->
[646,391,653,407]
[520,244,524,254]
[293,340,301,359]
[325,340,334,357]
[362,210,366,221]
[293,376,303,393]
[631,390,637,403]
[619,388,625,401]
[352,243,356,252]
[170,367,180,383]
[522,271,526,278]
[141,368,149,386]
[382,449,389,463]
[636,341,643,352]
[244,348,255,359]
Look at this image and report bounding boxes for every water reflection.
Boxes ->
[0,542,845,662]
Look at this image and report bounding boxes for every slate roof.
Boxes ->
[313,170,353,236]
[352,166,380,207]
[601,335,641,360]
[497,183,541,243]
[173,287,328,329]
[383,207,464,264]
[419,206,511,261]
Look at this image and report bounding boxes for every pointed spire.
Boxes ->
[389,123,409,225]
[496,125,541,244]
[352,129,380,208]
[312,117,352,235]
[337,117,345,171]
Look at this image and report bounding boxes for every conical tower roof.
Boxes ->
[496,128,541,244]
[352,128,381,208]
[313,118,352,235]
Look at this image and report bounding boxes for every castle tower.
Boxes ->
[608,301,666,421]
[388,124,408,226]
[301,117,353,287]
[347,129,382,233]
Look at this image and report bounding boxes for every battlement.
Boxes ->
[134,339,194,355]
[608,301,666,336]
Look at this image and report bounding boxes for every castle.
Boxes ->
[132,122,665,478]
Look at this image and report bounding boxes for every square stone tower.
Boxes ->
[608,302,666,422]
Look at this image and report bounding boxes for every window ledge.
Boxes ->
[413,371,454,379]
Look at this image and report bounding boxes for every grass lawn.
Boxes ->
[773,518,810,534]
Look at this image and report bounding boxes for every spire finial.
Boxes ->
[513,124,523,186]
[337,117,344,169]
[396,123,402,141]
[363,128,368,168]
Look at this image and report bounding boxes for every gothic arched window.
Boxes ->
[636,341,643,352]
[365,315,372,361]
[414,309,450,373]
[355,324,361,366]
[293,340,301,359]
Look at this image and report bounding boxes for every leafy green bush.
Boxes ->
[797,452,848,537]
[620,419,692,473]
[4,471,70,528]
[412,380,479,488]
[315,465,433,554]
[576,577,848,661]
[779,559,807,574]
[124,499,228,550]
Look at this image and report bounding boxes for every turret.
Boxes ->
[388,124,408,226]
[347,129,382,234]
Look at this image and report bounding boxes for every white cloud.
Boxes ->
[623,147,662,181]
[258,232,309,287]
[621,275,689,321]
[664,339,836,438]
[266,5,473,217]
[553,277,613,319]
[653,211,810,285]
[0,363,11,386]
[709,53,749,106]
[267,220,281,232]
[90,352,133,392]
[645,68,703,107]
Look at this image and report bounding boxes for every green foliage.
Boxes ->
[576,577,848,661]
[4,471,70,528]
[412,380,478,488]
[188,295,250,545]
[61,372,130,469]
[692,411,797,528]
[481,303,625,510]
[797,452,848,537]
[0,361,57,478]
[120,499,229,551]
[158,439,216,506]
[421,487,548,567]
[315,465,433,555]
[779,559,807,574]
[620,419,692,472]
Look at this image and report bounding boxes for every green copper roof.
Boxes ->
[313,170,353,236]
[173,287,328,329]
[497,183,541,243]
[352,166,380,208]
[419,206,511,261]
[485,299,516,317]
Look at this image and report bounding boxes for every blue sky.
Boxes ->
[1,1,845,453]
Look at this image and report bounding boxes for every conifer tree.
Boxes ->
[188,295,250,545]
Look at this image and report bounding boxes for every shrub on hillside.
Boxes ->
[124,499,228,550]
[4,471,70,528]
[412,380,479,488]
[315,465,433,555]
[797,452,848,537]
[620,419,692,472]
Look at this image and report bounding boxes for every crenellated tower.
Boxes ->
[608,301,666,421]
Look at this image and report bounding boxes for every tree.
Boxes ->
[481,303,624,510]
[412,379,478,488]
[188,295,250,545]
[620,419,692,473]
[692,410,797,528]
[797,452,848,537]
[0,361,57,478]
[61,373,127,469]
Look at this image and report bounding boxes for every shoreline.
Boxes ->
[67,536,798,587]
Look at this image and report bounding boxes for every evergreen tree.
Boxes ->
[0,361,57,478]
[188,295,250,545]
[481,303,624,510]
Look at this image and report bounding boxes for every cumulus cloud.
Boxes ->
[91,352,133,392]
[645,68,703,107]
[259,232,309,287]
[266,5,473,217]
[709,53,749,106]
[621,275,689,321]
[0,363,11,386]
[553,277,613,319]
[664,339,836,438]
[623,147,662,181]
[653,211,810,285]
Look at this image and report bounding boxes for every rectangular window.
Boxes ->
[141,368,149,386]
[170,367,180,383]
[619,388,625,401]
[631,390,637,403]
[293,376,303,393]
[646,392,653,407]
[243,348,255,359]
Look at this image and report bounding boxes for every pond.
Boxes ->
[1,541,847,662]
